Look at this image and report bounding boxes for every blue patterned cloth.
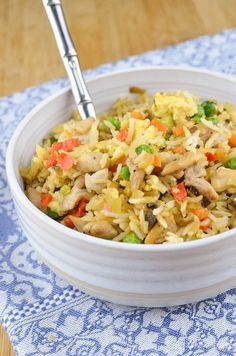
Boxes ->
[2,29,236,356]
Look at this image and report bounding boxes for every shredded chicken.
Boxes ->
[74,175,85,189]
[27,187,41,208]
[185,162,206,179]
[197,123,214,142]
[76,152,104,173]
[83,221,117,239]
[60,180,90,211]
[85,169,109,193]
[130,170,145,191]
[161,152,201,176]
[75,117,95,135]
[205,132,228,148]
[68,216,88,231]
[211,167,236,193]
[185,177,218,201]
[173,170,184,179]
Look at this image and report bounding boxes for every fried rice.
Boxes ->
[20,87,236,244]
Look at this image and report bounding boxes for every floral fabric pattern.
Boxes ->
[1,29,236,355]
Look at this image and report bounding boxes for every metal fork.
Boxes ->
[42,0,96,120]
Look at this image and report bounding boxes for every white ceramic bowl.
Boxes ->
[6,67,236,307]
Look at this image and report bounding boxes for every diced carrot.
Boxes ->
[57,153,74,171]
[173,124,185,137]
[41,193,53,209]
[50,141,63,153]
[172,146,185,154]
[169,182,187,202]
[74,198,88,217]
[150,119,168,133]
[152,154,162,167]
[205,152,216,162]
[47,153,57,167]
[109,165,117,173]
[192,208,208,221]
[229,135,236,147]
[130,111,146,120]
[63,215,75,228]
[50,138,80,153]
[215,149,227,163]
[61,138,80,152]
[118,155,128,164]
[117,129,128,141]
[200,218,212,232]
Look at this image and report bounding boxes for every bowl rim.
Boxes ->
[6,65,236,252]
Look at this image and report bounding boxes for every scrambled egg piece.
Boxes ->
[152,91,198,122]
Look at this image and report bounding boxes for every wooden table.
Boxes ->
[1,0,236,354]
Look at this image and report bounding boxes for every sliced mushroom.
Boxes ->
[75,117,95,134]
[185,177,218,201]
[83,221,117,239]
[211,167,236,193]
[161,152,201,176]
[76,152,104,173]
[85,169,109,193]
[27,187,41,208]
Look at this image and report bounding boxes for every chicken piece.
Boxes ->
[83,221,117,239]
[185,162,206,179]
[27,187,41,208]
[69,216,88,231]
[60,181,90,212]
[85,169,109,193]
[75,117,95,134]
[144,224,166,244]
[173,170,184,180]
[185,177,218,201]
[161,152,201,176]
[211,167,236,193]
[76,152,104,173]
[74,175,85,189]
[197,123,214,143]
[205,132,228,148]
[130,170,145,191]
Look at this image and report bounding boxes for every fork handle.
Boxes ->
[42,0,96,119]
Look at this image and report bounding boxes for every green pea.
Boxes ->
[123,232,143,244]
[107,117,121,130]
[120,165,130,180]
[164,132,171,141]
[192,105,205,123]
[226,157,236,170]
[206,116,218,125]
[46,208,60,220]
[50,136,58,144]
[135,144,154,155]
[192,237,200,241]
[201,101,217,117]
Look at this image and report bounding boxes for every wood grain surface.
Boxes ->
[1,0,236,354]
